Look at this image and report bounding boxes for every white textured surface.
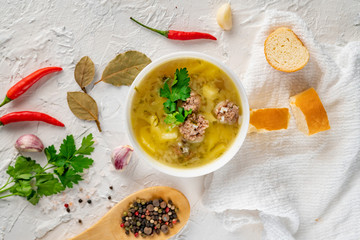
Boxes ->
[0,1,359,240]
[203,9,360,240]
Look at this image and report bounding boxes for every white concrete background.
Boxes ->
[0,0,359,239]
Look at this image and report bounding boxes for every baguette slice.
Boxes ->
[248,108,290,133]
[264,27,309,72]
[289,88,330,135]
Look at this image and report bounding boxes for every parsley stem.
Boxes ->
[0,186,13,194]
[0,177,14,191]
[0,176,10,189]
[43,166,57,171]
[35,173,55,177]
[0,193,15,199]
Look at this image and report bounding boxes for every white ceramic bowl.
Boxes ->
[125,52,249,177]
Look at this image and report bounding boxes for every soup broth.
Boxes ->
[131,58,242,168]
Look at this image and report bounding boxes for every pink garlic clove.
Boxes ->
[111,145,134,170]
[15,134,44,152]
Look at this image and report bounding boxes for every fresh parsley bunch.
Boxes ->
[0,134,95,205]
[160,68,193,124]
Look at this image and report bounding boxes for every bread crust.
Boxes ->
[264,27,310,72]
[248,108,290,133]
[289,88,330,135]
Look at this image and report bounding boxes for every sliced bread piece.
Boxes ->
[264,27,309,72]
[289,88,330,135]
[248,108,290,133]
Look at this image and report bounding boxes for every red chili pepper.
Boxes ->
[130,17,217,41]
[0,67,63,107]
[0,111,65,127]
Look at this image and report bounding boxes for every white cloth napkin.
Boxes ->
[202,10,360,240]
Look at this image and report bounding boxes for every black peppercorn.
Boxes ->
[108,196,112,200]
[109,186,113,190]
[78,199,83,203]
[161,225,169,234]
[87,199,92,204]
[66,208,70,213]
[78,219,82,224]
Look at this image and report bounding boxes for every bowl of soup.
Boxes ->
[125,52,249,177]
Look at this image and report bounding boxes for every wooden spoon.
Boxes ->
[69,186,190,240]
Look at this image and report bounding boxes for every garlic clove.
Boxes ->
[15,134,44,152]
[111,145,134,170]
[216,3,232,30]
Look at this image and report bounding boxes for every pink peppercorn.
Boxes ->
[64,203,69,208]
[135,211,139,216]
[165,207,169,213]
[120,223,124,228]
[134,232,139,237]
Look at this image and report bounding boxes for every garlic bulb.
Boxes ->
[111,145,134,170]
[216,3,232,30]
[15,134,44,152]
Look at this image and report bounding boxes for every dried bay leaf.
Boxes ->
[96,50,151,86]
[74,56,95,93]
[67,92,102,132]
